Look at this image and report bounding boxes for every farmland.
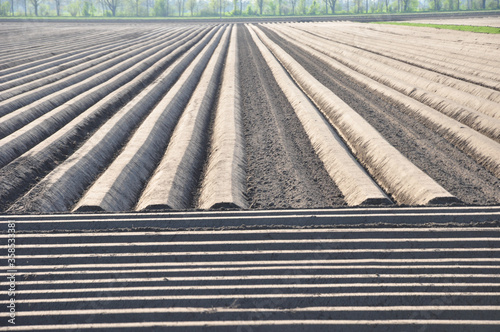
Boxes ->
[1,17,500,330]
[0,20,500,214]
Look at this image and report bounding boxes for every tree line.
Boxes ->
[0,0,498,17]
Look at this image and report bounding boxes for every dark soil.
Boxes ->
[259,25,500,206]
[238,26,345,209]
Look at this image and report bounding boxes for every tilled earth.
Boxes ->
[238,26,345,209]
[258,26,500,206]
[0,20,499,213]
[1,17,500,331]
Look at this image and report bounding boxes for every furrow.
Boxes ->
[73,27,227,212]
[0,27,182,123]
[5,305,500,314]
[249,25,457,206]
[12,237,500,248]
[16,285,500,294]
[0,27,127,57]
[0,27,180,93]
[0,27,168,84]
[6,27,220,214]
[284,24,500,120]
[271,24,500,141]
[0,26,139,71]
[358,23,500,64]
[0,28,203,171]
[1,320,500,331]
[238,24,346,209]
[264,24,500,180]
[247,25,391,206]
[319,23,500,76]
[6,259,500,270]
[198,25,248,209]
[11,248,500,260]
[0,29,211,212]
[331,25,500,91]
[5,275,500,286]
[1,214,497,328]
[296,23,500,91]
[135,27,231,211]
[7,265,500,276]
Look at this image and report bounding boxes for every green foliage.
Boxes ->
[487,0,500,9]
[298,0,306,14]
[267,0,277,14]
[67,0,81,16]
[245,3,254,14]
[186,0,197,15]
[0,1,11,16]
[39,3,51,15]
[154,0,168,16]
[308,0,319,14]
[3,0,498,18]
[376,22,500,34]
[209,0,217,14]
[82,1,96,16]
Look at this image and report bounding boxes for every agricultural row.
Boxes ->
[1,215,499,329]
[0,21,499,213]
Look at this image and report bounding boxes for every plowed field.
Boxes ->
[1,21,499,213]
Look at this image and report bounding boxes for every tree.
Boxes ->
[298,0,306,13]
[187,0,197,14]
[209,0,216,14]
[54,0,62,15]
[268,0,276,13]
[0,1,12,16]
[30,0,42,15]
[290,0,297,13]
[257,0,263,14]
[354,0,362,12]
[308,0,319,13]
[326,0,337,12]
[144,0,153,15]
[154,0,168,15]
[82,0,97,15]
[103,0,119,15]
[134,0,140,15]
[67,0,80,15]
[176,0,185,15]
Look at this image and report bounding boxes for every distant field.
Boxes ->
[378,21,500,33]
[400,16,500,28]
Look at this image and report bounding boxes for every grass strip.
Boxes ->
[374,22,500,34]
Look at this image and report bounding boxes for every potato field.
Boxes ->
[1,21,500,214]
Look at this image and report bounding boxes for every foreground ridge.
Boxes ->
[1,209,499,331]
